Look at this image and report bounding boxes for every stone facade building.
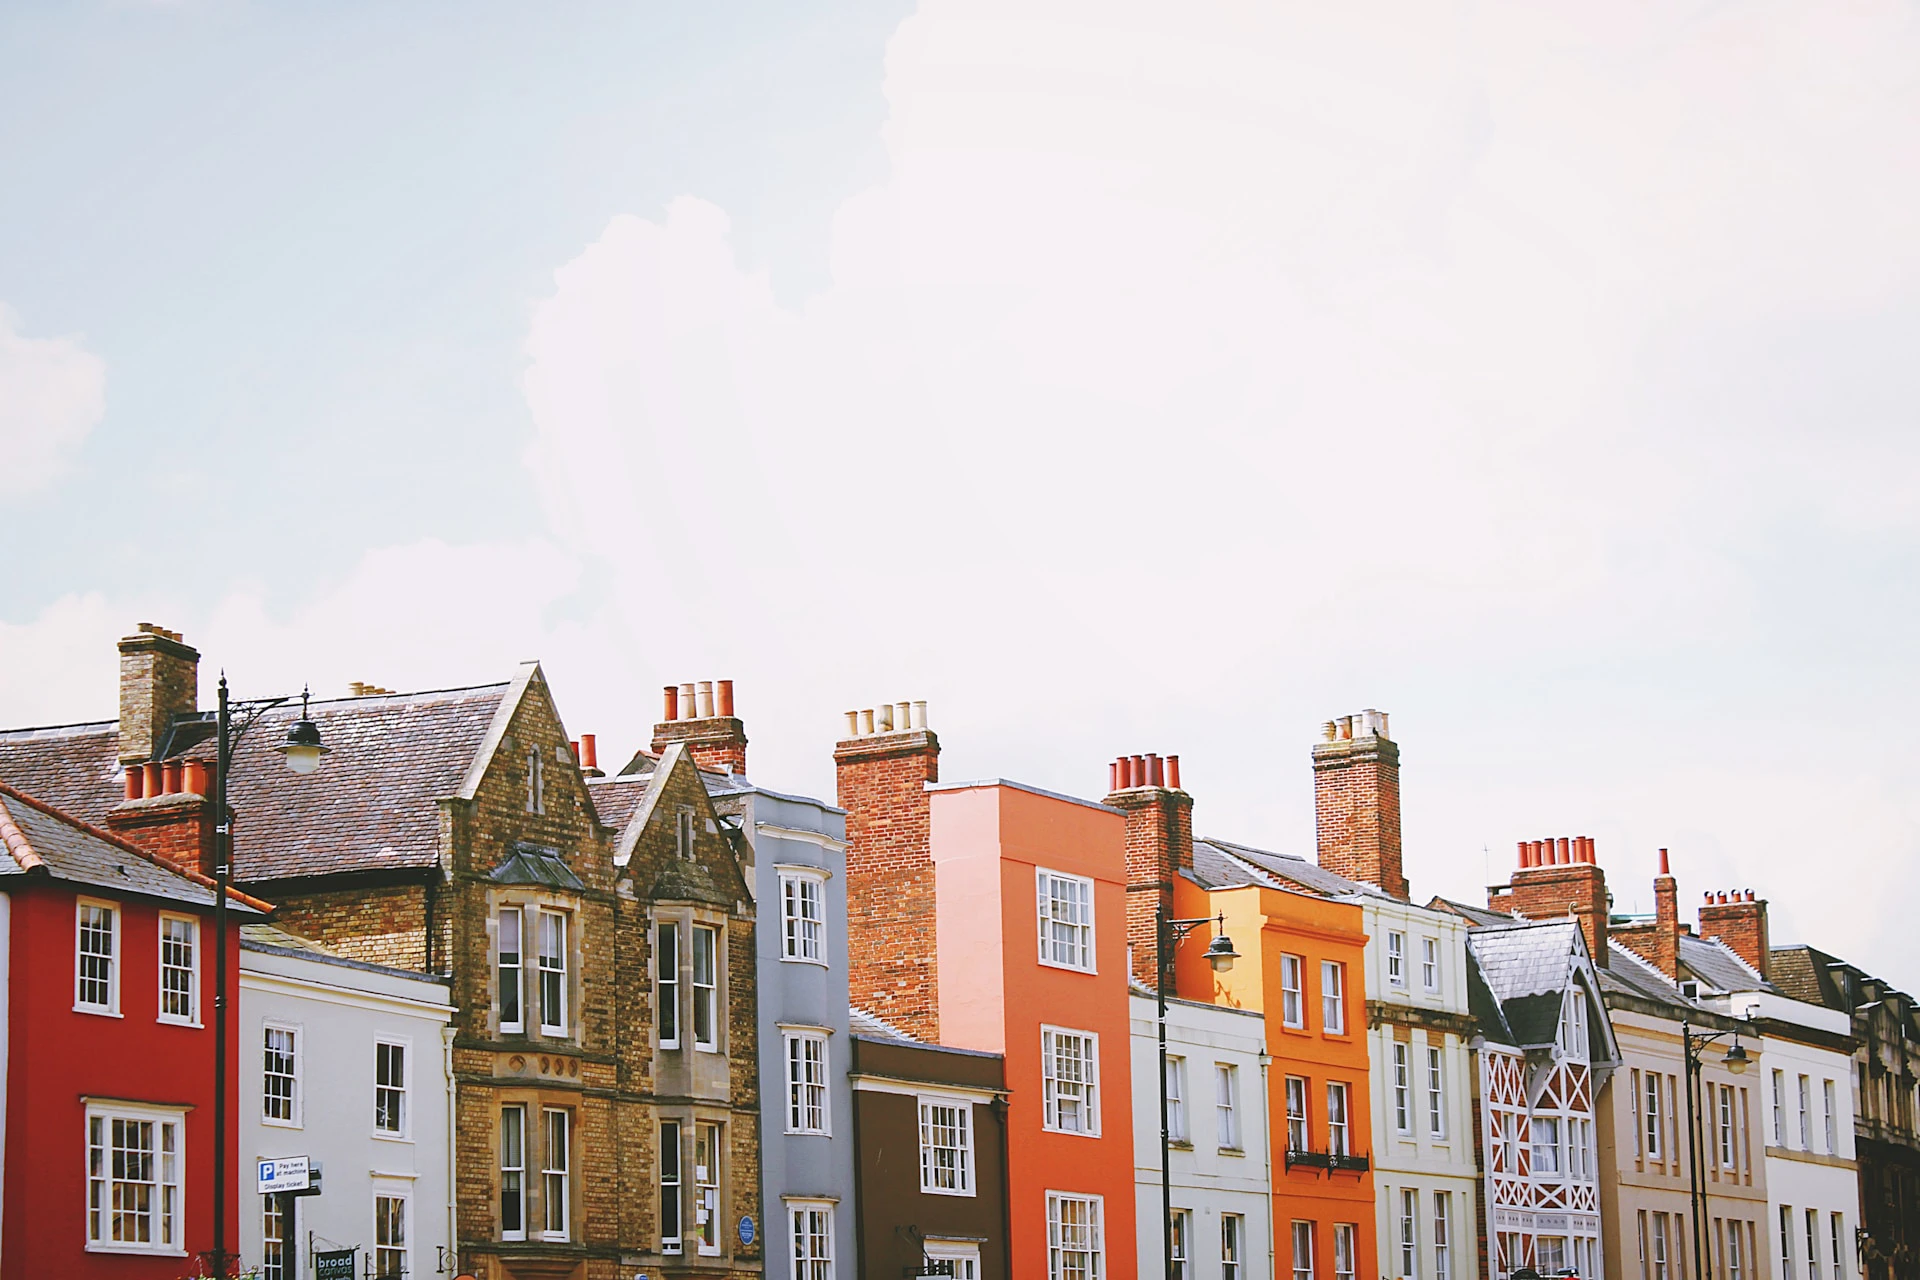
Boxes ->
[0,627,764,1280]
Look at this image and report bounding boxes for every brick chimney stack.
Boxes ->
[836,701,940,1041]
[106,755,215,878]
[1611,849,1683,981]
[1488,834,1611,967]
[117,624,198,765]
[1698,890,1770,981]
[1104,752,1195,987]
[1312,709,1409,899]
[651,680,748,775]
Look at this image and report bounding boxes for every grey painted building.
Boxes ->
[706,773,857,1280]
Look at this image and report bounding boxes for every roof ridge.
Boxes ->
[1685,930,1767,986]
[0,780,273,913]
[0,793,46,872]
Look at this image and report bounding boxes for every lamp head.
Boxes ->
[274,686,329,775]
[1723,1040,1750,1075]
[1204,929,1239,974]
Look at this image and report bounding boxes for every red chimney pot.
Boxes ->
[124,768,144,801]
[581,735,598,769]
[1166,755,1181,790]
[718,680,735,718]
[1658,848,1671,876]
[1148,754,1164,787]
[161,760,183,795]
[661,685,678,721]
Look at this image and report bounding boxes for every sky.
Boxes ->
[3,1,1918,982]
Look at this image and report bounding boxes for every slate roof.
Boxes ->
[1466,919,1586,1048]
[587,777,649,831]
[1678,933,1770,995]
[0,781,267,913]
[0,721,124,827]
[1191,835,1397,901]
[489,845,586,892]
[1769,945,1833,1008]
[242,922,451,985]
[1429,895,1516,928]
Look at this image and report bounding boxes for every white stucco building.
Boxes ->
[240,924,453,1280]
[1132,988,1273,1280]
[1723,989,1861,1280]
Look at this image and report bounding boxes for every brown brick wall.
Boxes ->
[116,627,198,765]
[1698,893,1769,980]
[104,794,213,879]
[651,715,749,775]
[1612,863,1681,980]
[1492,859,1611,967]
[837,729,941,1040]
[271,881,431,969]
[1104,781,1193,987]
[1312,732,1409,899]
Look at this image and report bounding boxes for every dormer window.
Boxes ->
[1559,988,1589,1060]
[676,807,696,860]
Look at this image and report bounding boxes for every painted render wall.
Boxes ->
[1359,897,1480,1280]
[1131,991,1273,1280]
[1727,992,1861,1280]
[239,938,453,1279]
[738,784,857,1279]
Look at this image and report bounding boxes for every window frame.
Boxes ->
[779,867,828,965]
[1386,931,1406,987]
[373,1038,411,1141]
[1281,953,1305,1029]
[262,1188,290,1280]
[1334,1223,1357,1280]
[1798,1074,1813,1150]
[1222,1212,1244,1280]
[1292,1221,1315,1280]
[1171,1209,1191,1280]
[1393,1043,1411,1134]
[1041,1025,1101,1136]
[1421,936,1439,992]
[84,1100,185,1255]
[917,1093,976,1196]
[1216,1062,1241,1151]
[659,1119,682,1255]
[1823,1079,1837,1153]
[785,1029,831,1136]
[1166,1054,1188,1144]
[500,1103,528,1242]
[1532,1114,1562,1174]
[1399,1187,1418,1278]
[1035,867,1097,973]
[156,912,200,1026]
[692,923,720,1052]
[75,897,121,1016]
[1427,1045,1446,1138]
[537,907,569,1038]
[1433,1192,1451,1280]
[525,746,545,815]
[541,1107,571,1243]
[1321,960,1346,1035]
[1285,1075,1309,1152]
[676,805,696,859]
[498,905,525,1035]
[694,1121,723,1256]
[1646,1071,1665,1160]
[1327,1080,1351,1155]
[262,1021,302,1128]
[373,1187,410,1279]
[656,920,681,1049]
[789,1199,835,1280]
[1045,1191,1104,1280]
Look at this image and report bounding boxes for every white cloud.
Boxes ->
[0,306,107,497]
[521,0,1920,978]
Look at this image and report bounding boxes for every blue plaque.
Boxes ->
[739,1214,756,1245]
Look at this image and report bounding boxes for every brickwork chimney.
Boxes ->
[1312,709,1409,899]
[117,624,199,765]
[651,679,748,775]
[1487,835,1611,968]
[1104,752,1195,987]
[1698,889,1769,981]
[1611,849,1683,981]
[836,700,940,1041]
[106,754,214,877]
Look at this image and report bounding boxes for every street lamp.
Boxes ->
[209,679,327,1277]
[1155,905,1237,1280]
[1680,1018,1751,1280]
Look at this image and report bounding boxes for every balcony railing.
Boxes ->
[1284,1145,1371,1173]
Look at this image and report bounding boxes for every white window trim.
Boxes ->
[75,897,122,1017]
[656,918,681,1051]
[156,912,201,1027]
[262,1020,304,1129]
[1045,1190,1105,1280]
[1166,1055,1189,1144]
[1040,1025,1102,1137]
[1427,1045,1447,1138]
[1281,954,1306,1030]
[1322,960,1347,1035]
[1421,936,1440,992]
[1035,867,1097,974]
[498,904,526,1036]
[659,1119,683,1255]
[540,1107,571,1242]
[1392,1043,1412,1134]
[917,1092,977,1197]
[372,1036,412,1142]
[925,1239,983,1278]
[84,1100,186,1255]
[695,1121,723,1256]
[536,907,570,1038]
[1386,931,1406,987]
[372,1184,412,1278]
[779,867,830,966]
[1216,1062,1241,1151]
[784,1028,832,1136]
[500,1103,528,1242]
[692,922,721,1053]
[787,1197,836,1278]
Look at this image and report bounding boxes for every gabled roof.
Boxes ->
[0,781,269,913]
[1769,945,1835,1008]
[1678,933,1771,995]
[1193,835,1397,901]
[489,844,586,892]
[1465,917,1617,1062]
[1429,895,1516,929]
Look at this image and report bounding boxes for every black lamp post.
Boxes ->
[1680,1018,1750,1280]
[207,680,326,1277]
[1155,905,1238,1280]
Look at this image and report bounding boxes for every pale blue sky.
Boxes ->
[4,1,1917,982]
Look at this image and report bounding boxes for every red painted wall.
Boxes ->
[4,882,235,1280]
[933,783,1139,1279]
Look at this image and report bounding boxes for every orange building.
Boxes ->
[931,778,1140,1279]
[1188,875,1378,1280]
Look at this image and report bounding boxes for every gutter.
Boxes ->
[1261,1052,1276,1280]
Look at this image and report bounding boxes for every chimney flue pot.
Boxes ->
[1109,761,1119,792]
[1166,755,1181,790]
[843,711,858,738]
[859,708,875,736]
[581,735,598,768]
[718,680,734,717]
[161,760,182,795]
[662,686,678,721]
[696,681,714,719]
[1322,720,1338,742]
[911,700,928,730]
[679,683,696,721]
[1557,837,1571,865]
[124,768,144,801]
[1148,753,1164,787]
[877,704,893,733]
[1658,847,1671,876]
[184,760,209,796]
[144,762,164,797]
